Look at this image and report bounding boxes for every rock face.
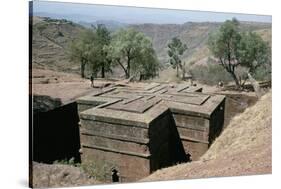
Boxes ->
[77,83,225,182]
[32,101,81,164]
[142,92,271,181]
[32,95,62,113]
[31,162,99,188]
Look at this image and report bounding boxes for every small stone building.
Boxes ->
[77,83,225,182]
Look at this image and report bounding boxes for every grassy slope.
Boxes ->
[255,28,272,44]
[143,91,271,181]
[32,16,85,73]
[131,22,219,65]
[132,22,271,66]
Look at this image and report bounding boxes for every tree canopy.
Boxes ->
[105,28,159,79]
[69,27,159,80]
[68,29,98,78]
[208,18,270,88]
[68,25,112,78]
[237,31,271,75]
[94,24,112,78]
[167,37,188,78]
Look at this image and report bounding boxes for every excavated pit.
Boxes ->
[31,95,81,163]
[30,83,258,183]
[77,83,225,182]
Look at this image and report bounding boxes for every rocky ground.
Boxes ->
[31,162,100,188]
[31,69,103,105]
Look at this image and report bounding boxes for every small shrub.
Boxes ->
[36,23,47,34]
[81,160,114,181]
[57,31,64,37]
[188,60,196,67]
[190,64,233,85]
[53,157,79,167]
[253,65,271,81]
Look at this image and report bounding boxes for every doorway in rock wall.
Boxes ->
[111,168,120,182]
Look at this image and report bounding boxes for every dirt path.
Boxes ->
[31,69,112,104]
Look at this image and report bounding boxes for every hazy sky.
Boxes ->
[32,1,272,24]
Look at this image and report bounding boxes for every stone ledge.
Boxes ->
[80,129,149,144]
[80,119,148,138]
[80,109,149,127]
[82,145,151,158]
[175,124,208,132]
[180,136,209,144]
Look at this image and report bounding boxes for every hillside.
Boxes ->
[78,20,128,31]
[255,28,272,44]
[131,22,271,65]
[31,16,271,75]
[142,91,272,181]
[131,22,219,64]
[31,16,85,73]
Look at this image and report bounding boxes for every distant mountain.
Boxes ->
[33,12,97,23]
[78,20,127,31]
[33,12,128,32]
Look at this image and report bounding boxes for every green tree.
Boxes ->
[132,46,160,80]
[208,18,241,86]
[68,29,98,78]
[95,24,112,78]
[167,37,188,77]
[36,23,47,36]
[105,28,159,79]
[68,26,113,78]
[237,31,271,75]
[208,18,270,88]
